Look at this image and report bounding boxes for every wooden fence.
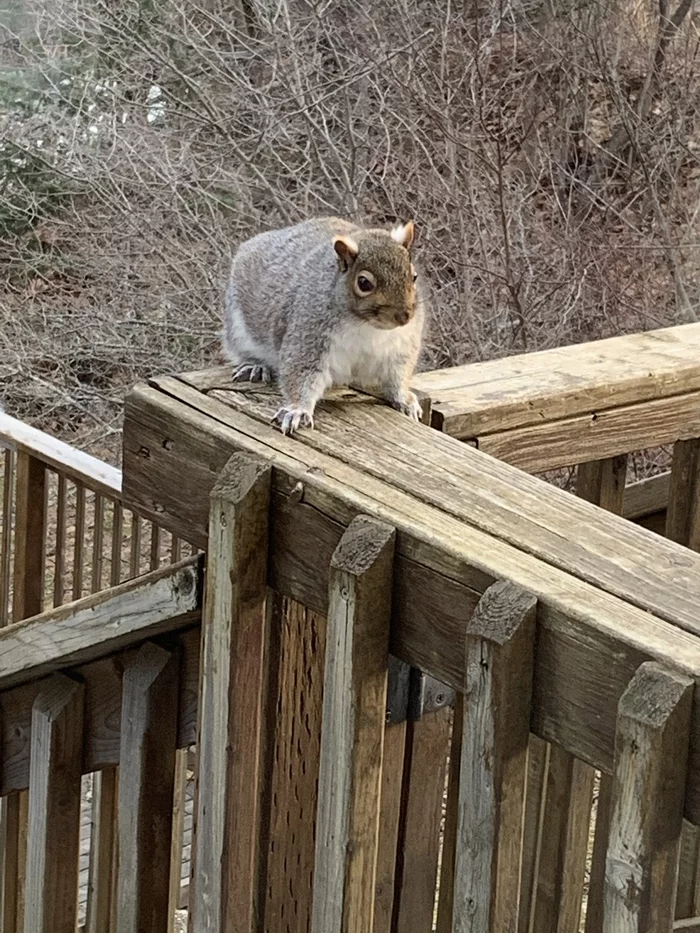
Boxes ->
[4,322,700,932]
[0,412,198,933]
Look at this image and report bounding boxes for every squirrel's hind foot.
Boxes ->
[272,407,314,436]
[233,363,273,383]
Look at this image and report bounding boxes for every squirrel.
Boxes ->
[222,216,425,435]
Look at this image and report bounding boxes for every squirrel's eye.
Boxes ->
[357,275,374,294]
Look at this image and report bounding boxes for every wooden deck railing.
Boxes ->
[0,412,197,933]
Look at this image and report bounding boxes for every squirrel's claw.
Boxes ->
[233,363,273,383]
[272,407,314,436]
[390,392,422,422]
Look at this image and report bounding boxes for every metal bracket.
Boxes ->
[385,656,455,724]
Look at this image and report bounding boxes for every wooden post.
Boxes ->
[190,452,271,933]
[4,451,46,933]
[525,455,626,933]
[604,662,694,933]
[23,674,85,933]
[86,769,119,933]
[665,438,700,920]
[311,516,395,933]
[116,641,179,933]
[452,580,537,933]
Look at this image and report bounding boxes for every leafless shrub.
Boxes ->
[1,0,700,455]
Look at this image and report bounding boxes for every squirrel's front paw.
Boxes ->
[390,392,422,423]
[272,407,314,436]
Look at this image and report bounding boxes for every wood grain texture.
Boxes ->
[393,706,452,933]
[478,391,700,471]
[373,721,407,933]
[121,380,700,822]
[312,516,395,933]
[190,453,272,933]
[452,580,537,933]
[0,555,201,690]
[411,322,700,438]
[517,735,548,933]
[85,769,118,933]
[436,695,463,933]
[116,642,179,933]
[586,775,613,933]
[604,662,694,933]
[24,675,84,933]
[264,596,326,933]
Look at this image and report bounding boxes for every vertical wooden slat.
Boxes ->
[264,596,325,933]
[73,483,85,601]
[129,513,142,580]
[190,453,272,933]
[86,769,119,933]
[167,752,188,933]
[150,524,161,572]
[436,695,463,933]
[85,493,118,933]
[24,675,85,933]
[452,580,537,932]
[4,452,47,933]
[393,705,451,933]
[54,473,67,608]
[604,662,693,932]
[312,516,395,933]
[110,502,123,587]
[171,534,182,564]
[523,455,626,933]
[91,493,105,593]
[0,448,15,627]
[517,735,548,933]
[373,720,407,933]
[116,642,179,933]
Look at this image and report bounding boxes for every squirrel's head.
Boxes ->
[332,221,417,330]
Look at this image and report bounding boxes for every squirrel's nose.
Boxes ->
[394,309,411,326]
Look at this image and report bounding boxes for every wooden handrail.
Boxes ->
[0,412,122,498]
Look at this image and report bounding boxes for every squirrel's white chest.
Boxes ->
[326,320,410,386]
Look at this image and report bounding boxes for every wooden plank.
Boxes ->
[676,919,700,931]
[586,775,613,933]
[0,411,122,497]
[0,555,201,690]
[264,595,326,933]
[24,674,85,933]
[436,696,463,933]
[85,769,118,933]
[529,745,594,932]
[393,706,451,933]
[623,472,670,522]
[116,642,179,933]
[73,483,85,601]
[411,323,700,438]
[190,453,272,933]
[604,662,694,932]
[167,752,187,933]
[373,721,407,933]
[517,735,548,933]
[121,382,700,821]
[478,391,700,471]
[0,448,14,626]
[452,580,537,932]
[312,516,395,933]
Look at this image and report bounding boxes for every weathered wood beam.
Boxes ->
[0,555,201,691]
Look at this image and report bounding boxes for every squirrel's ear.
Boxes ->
[391,221,415,250]
[333,235,359,272]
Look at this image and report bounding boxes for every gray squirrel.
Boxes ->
[222,216,425,435]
